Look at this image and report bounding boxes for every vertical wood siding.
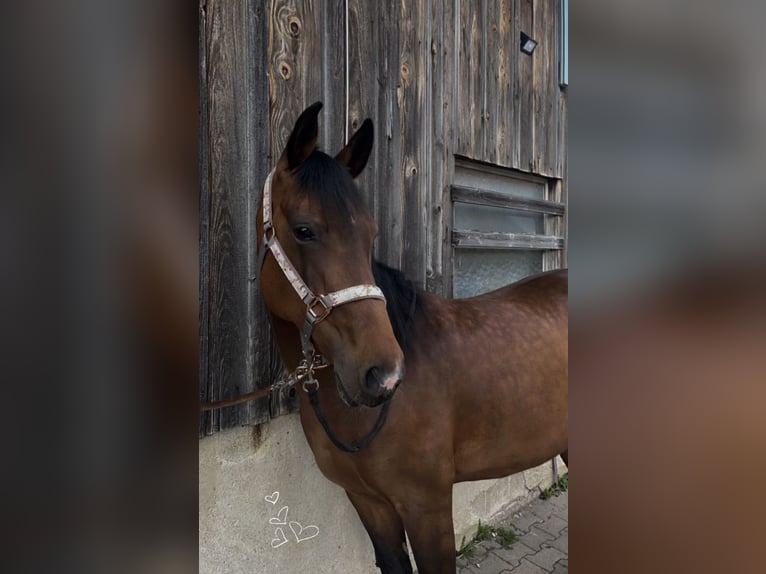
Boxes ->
[200,0,274,434]
[200,0,567,433]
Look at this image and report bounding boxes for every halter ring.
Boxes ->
[307,297,332,324]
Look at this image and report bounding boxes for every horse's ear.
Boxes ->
[335,119,374,178]
[282,101,323,170]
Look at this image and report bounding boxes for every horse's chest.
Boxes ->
[299,412,366,490]
[310,444,367,491]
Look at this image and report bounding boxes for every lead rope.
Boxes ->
[307,387,391,453]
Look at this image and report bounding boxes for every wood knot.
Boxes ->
[400,64,410,81]
[351,119,359,130]
[279,61,292,80]
[288,16,301,37]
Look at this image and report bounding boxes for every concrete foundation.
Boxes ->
[199,414,564,573]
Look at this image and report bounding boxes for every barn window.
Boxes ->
[451,159,565,298]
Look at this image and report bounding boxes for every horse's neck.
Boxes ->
[267,312,304,370]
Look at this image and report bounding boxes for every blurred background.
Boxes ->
[1,1,198,572]
[0,0,764,572]
[570,1,766,573]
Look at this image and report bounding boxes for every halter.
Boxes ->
[258,169,392,453]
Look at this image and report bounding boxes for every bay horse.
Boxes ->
[257,102,568,574]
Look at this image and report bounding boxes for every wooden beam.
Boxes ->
[451,184,565,215]
[453,229,564,250]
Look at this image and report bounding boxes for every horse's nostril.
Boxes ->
[364,366,381,394]
[364,366,401,395]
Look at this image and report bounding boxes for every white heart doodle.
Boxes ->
[264,491,279,505]
[270,527,288,549]
[289,520,319,543]
[269,505,289,525]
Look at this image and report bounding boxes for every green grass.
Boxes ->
[456,520,518,559]
[539,472,568,500]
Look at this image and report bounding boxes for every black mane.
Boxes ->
[372,260,422,352]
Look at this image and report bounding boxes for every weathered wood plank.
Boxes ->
[203,0,273,432]
[347,0,403,268]
[512,0,520,168]
[269,0,322,157]
[456,0,483,158]
[199,0,211,437]
[207,0,242,431]
[453,230,564,250]
[426,0,454,296]
[516,0,534,172]
[451,184,565,215]
[533,0,559,177]
[400,0,429,283]
[479,0,488,161]
[485,0,513,167]
[320,0,347,154]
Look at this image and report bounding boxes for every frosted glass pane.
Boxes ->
[454,203,544,235]
[454,250,542,298]
[454,164,545,200]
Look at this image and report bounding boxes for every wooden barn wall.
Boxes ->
[200,0,567,433]
[456,0,565,177]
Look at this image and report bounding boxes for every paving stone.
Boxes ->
[527,547,566,572]
[456,560,483,574]
[519,526,555,552]
[481,539,504,552]
[507,558,548,574]
[492,541,535,568]
[456,560,513,574]
[528,499,558,521]
[509,510,544,533]
[551,562,568,574]
[536,515,568,537]
[456,554,484,573]
[472,550,518,572]
[547,530,568,554]
[548,493,568,511]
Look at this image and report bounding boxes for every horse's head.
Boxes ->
[258,102,404,407]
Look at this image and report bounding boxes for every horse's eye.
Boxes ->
[292,225,316,242]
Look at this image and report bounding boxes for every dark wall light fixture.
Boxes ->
[520,32,538,55]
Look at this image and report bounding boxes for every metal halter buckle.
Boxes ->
[307,297,332,324]
[294,361,310,382]
[302,377,320,393]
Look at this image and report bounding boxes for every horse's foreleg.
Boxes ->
[346,491,413,574]
[398,491,455,574]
